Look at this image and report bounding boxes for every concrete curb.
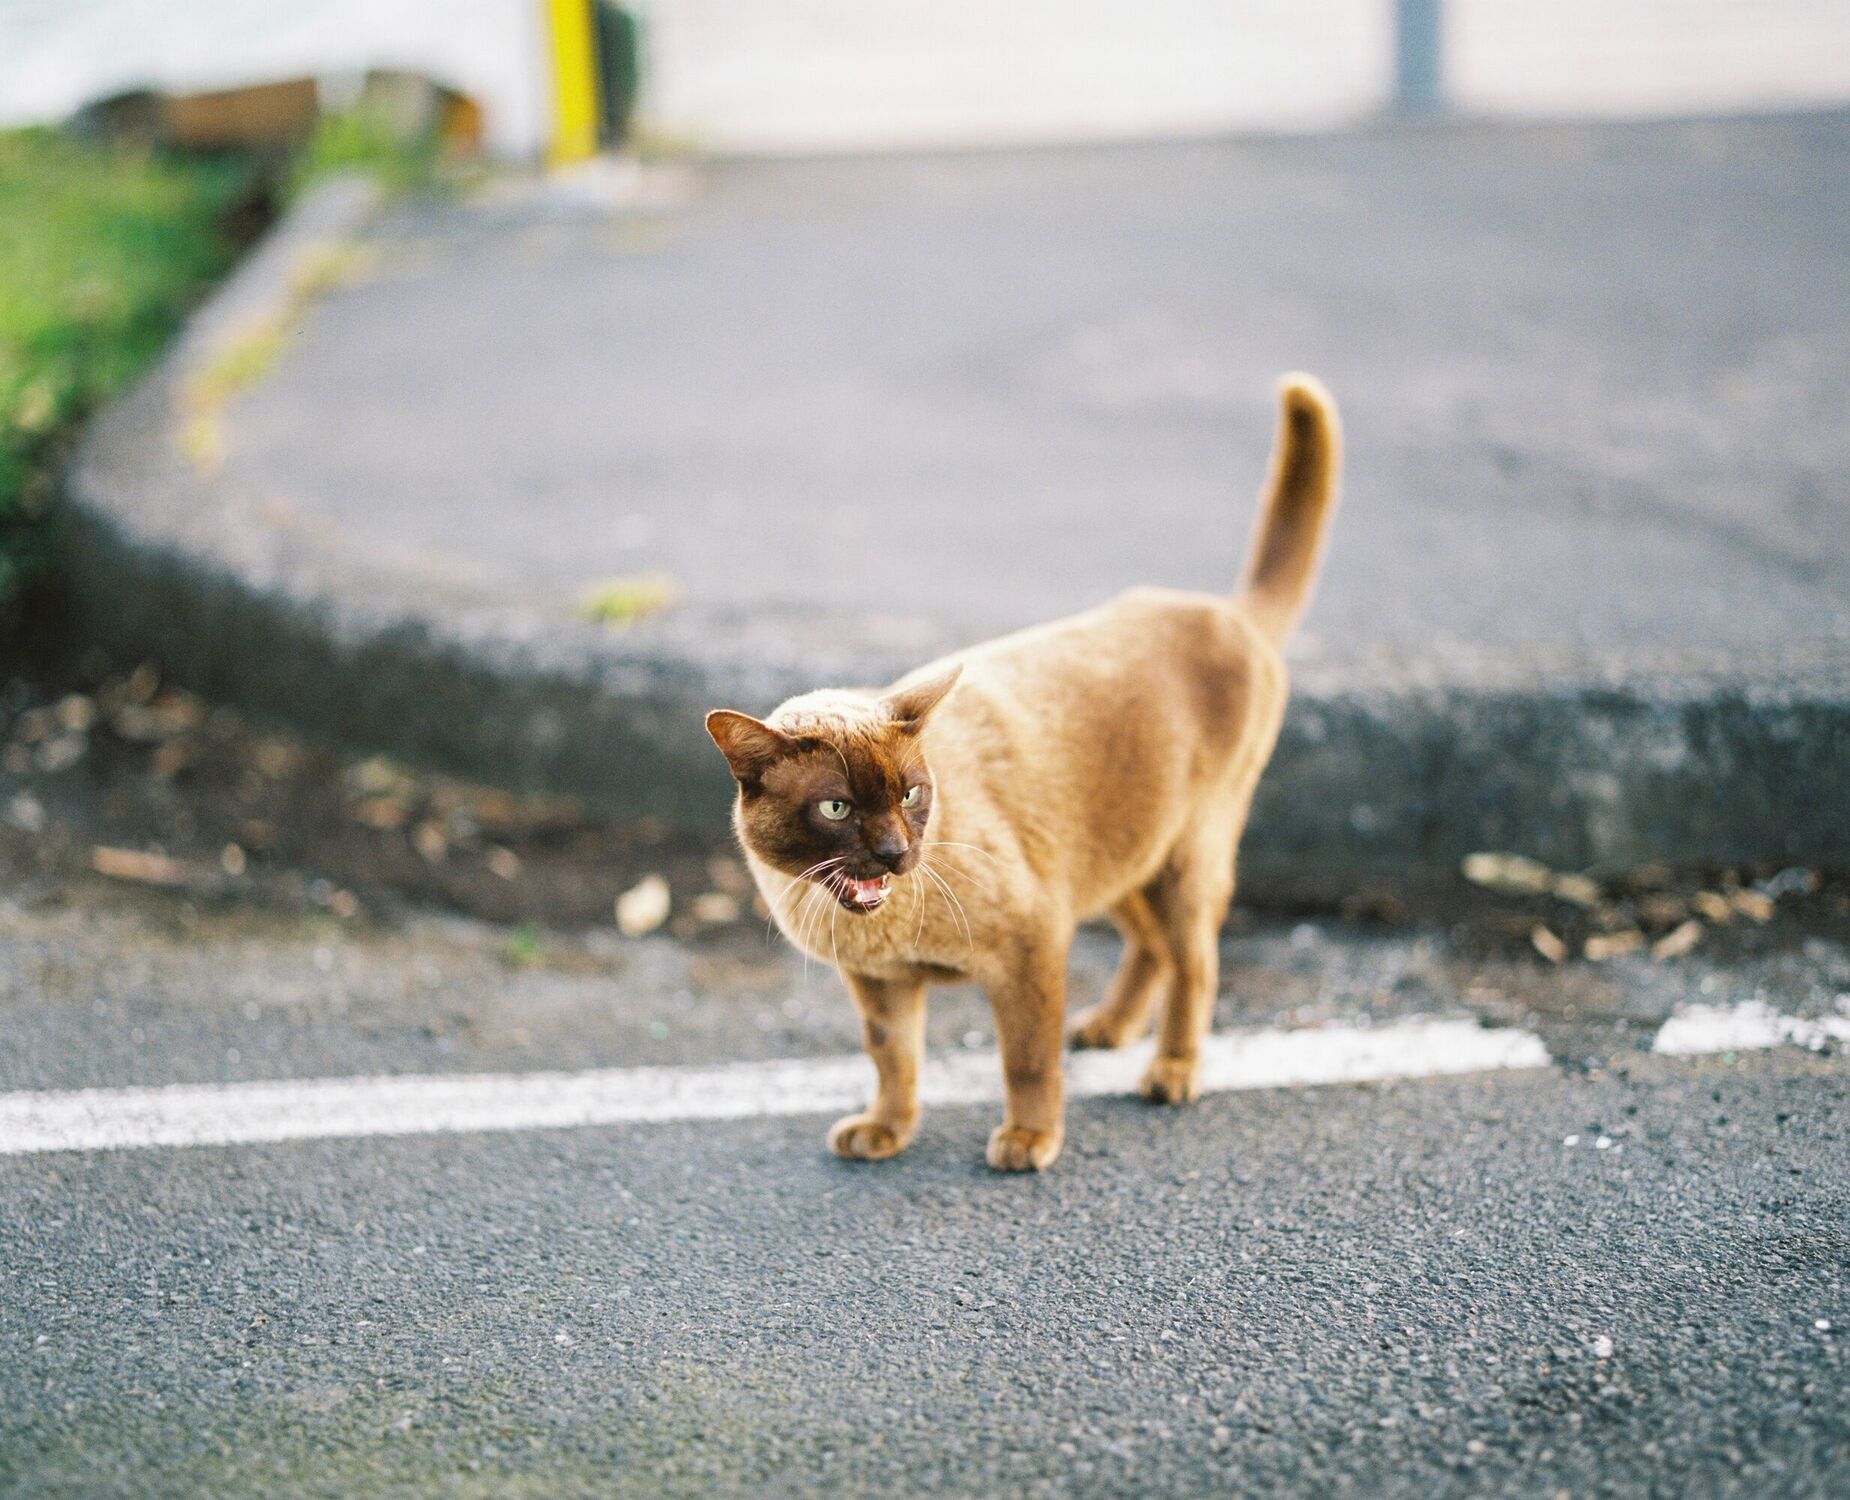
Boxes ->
[60,183,1850,883]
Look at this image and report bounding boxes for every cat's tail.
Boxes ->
[1237,373,1342,643]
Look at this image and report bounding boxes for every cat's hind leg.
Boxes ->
[1068,890,1170,1050]
[829,973,927,1160]
[1140,819,1240,1105]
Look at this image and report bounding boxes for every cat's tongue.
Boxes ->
[845,876,888,909]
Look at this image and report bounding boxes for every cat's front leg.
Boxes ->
[982,938,1069,1172]
[828,973,927,1161]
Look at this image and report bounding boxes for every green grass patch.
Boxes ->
[286,105,442,201]
[0,127,253,604]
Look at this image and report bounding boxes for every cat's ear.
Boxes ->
[705,710,793,784]
[883,664,963,731]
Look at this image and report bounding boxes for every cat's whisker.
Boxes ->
[937,863,976,938]
[921,840,999,869]
[919,841,999,892]
[911,866,930,946]
[784,858,843,981]
[800,869,840,973]
[770,858,832,921]
[920,857,974,952]
[772,857,841,950]
[798,887,828,985]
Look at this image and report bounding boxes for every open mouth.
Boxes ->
[820,870,892,912]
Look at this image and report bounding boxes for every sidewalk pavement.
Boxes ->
[63,112,1850,884]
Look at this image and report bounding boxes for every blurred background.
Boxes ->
[0,0,1846,929]
[5,0,1850,158]
[5,16,1850,1492]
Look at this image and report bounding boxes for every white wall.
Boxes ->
[640,0,1389,153]
[638,0,1850,153]
[3,0,1849,160]
[1451,0,1850,119]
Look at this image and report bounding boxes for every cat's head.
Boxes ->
[705,665,962,915]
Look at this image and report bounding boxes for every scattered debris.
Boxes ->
[55,694,96,733]
[35,735,86,774]
[1463,852,1555,896]
[6,793,45,833]
[411,821,449,864]
[1550,872,1603,909]
[1650,919,1704,961]
[706,855,749,896]
[1637,893,1689,927]
[1763,868,1818,899]
[1530,924,1568,964]
[91,846,189,886]
[1583,929,1645,962]
[150,738,197,778]
[616,874,671,937]
[348,796,412,830]
[691,891,741,925]
[1728,888,1775,924]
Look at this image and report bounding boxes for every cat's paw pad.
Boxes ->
[1139,1054,1201,1105]
[985,1124,1064,1173]
[827,1114,911,1161]
[1067,1006,1141,1050]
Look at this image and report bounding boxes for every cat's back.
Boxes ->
[924,586,1283,789]
[921,587,1285,909]
[954,586,1277,703]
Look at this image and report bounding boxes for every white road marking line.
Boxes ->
[0,1017,1547,1158]
[1652,998,1850,1056]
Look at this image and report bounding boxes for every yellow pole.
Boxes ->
[545,0,601,166]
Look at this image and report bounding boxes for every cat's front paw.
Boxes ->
[1139,1054,1201,1105]
[985,1123,1063,1172]
[828,1113,913,1161]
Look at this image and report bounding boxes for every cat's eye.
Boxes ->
[900,785,924,809]
[818,798,852,821]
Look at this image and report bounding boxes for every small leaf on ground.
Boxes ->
[616,873,671,936]
[1551,872,1603,908]
[91,846,188,886]
[1584,929,1645,962]
[691,891,740,925]
[1651,919,1703,960]
[1463,852,1555,896]
[1727,888,1775,923]
[577,573,677,625]
[1529,924,1568,964]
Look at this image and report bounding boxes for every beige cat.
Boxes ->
[707,375,1340,1171]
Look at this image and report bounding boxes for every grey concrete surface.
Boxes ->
[62,114,1850,871]
[1,888,1847,1498]
[238,120,1850,654]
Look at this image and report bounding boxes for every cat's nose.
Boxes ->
[868,829,910,870]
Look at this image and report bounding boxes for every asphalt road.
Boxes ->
[228,111,1850,661]
[2,889,1847,1497]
